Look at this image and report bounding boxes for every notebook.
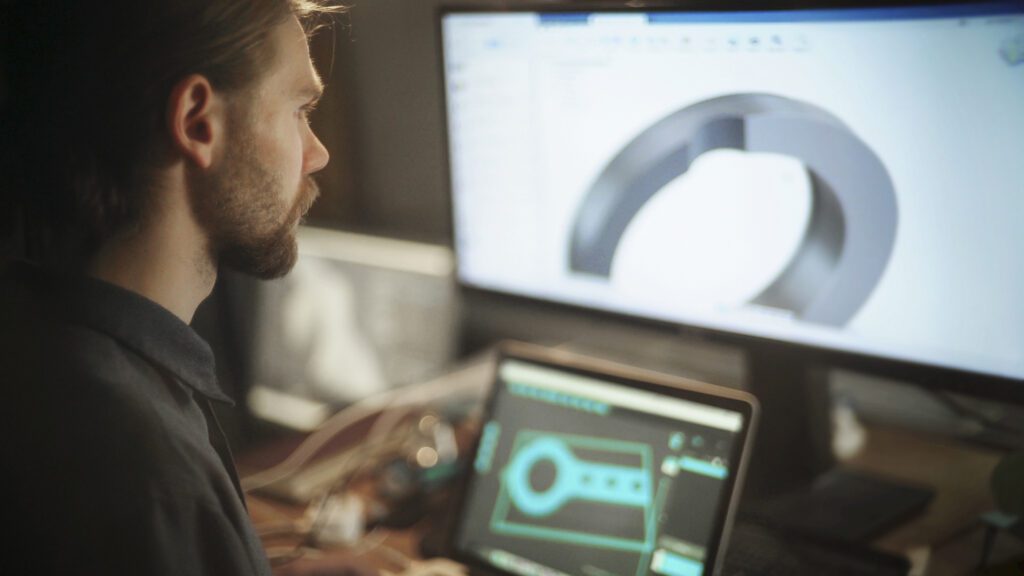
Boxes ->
[445,342,759,576]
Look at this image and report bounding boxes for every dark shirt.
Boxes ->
[0,262,273,576]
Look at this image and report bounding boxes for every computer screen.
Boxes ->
[440,2,1024,383]
[454,355,751,576]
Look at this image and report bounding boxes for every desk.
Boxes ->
[844,426,1021,575]
[241,412,1022,576]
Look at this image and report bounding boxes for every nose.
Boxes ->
[304,128,330,175]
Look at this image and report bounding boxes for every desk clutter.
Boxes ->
[243,358,493,564]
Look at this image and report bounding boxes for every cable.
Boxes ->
[370,543,414,570]
[242,397,386,493]
[302,360,484,548]
[242,353,492,493]
[301,437,403,543]
[265,545,318,566]
[251,351,493,575]
[256,520,304,538]
[304,400,446,540]
[350,525,392,558]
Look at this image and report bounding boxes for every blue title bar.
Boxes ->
[537,2,1021,25]
[647,2,1021,24]
[539,13,591,25]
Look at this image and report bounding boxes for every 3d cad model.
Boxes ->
[568,93,898,327]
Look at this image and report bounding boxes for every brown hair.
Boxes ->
[0,0,343,267]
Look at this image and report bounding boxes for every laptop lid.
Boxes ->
[449,342,759,576]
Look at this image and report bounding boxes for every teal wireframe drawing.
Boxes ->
[505,436,651,516]
[491,430,665,560]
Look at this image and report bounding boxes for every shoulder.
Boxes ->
[1,308,208,495]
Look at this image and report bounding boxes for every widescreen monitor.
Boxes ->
[439,1,1024,389]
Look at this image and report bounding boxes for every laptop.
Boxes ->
[444,342,759,576]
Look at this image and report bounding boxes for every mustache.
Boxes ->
[291,176,321,226]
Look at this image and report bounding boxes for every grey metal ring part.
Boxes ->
[568,93,898,326]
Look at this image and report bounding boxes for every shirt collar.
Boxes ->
[12,261,234,404]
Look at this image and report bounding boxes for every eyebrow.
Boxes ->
[299,71,325,103]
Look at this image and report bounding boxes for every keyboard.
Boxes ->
[723,520,911,576]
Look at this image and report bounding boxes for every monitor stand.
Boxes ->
[741,343,935,542]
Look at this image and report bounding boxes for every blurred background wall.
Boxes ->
[305,0,480,243]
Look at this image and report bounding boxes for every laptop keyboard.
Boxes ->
[417,522,909,576]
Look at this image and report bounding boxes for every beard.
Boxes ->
[193,131,320,280]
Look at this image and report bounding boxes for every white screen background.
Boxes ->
[442,8,1024,380]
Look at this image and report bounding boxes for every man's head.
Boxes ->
[1,0,341,277]
[184,15,332,278]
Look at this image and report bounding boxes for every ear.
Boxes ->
[167,74,223,170]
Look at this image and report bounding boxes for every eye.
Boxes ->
[299,102,318,123]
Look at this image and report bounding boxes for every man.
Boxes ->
[0,1,343,573]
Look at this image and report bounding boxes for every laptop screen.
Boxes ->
[453,354,753,576]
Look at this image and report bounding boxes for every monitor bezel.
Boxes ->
[434,0,1024,403]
